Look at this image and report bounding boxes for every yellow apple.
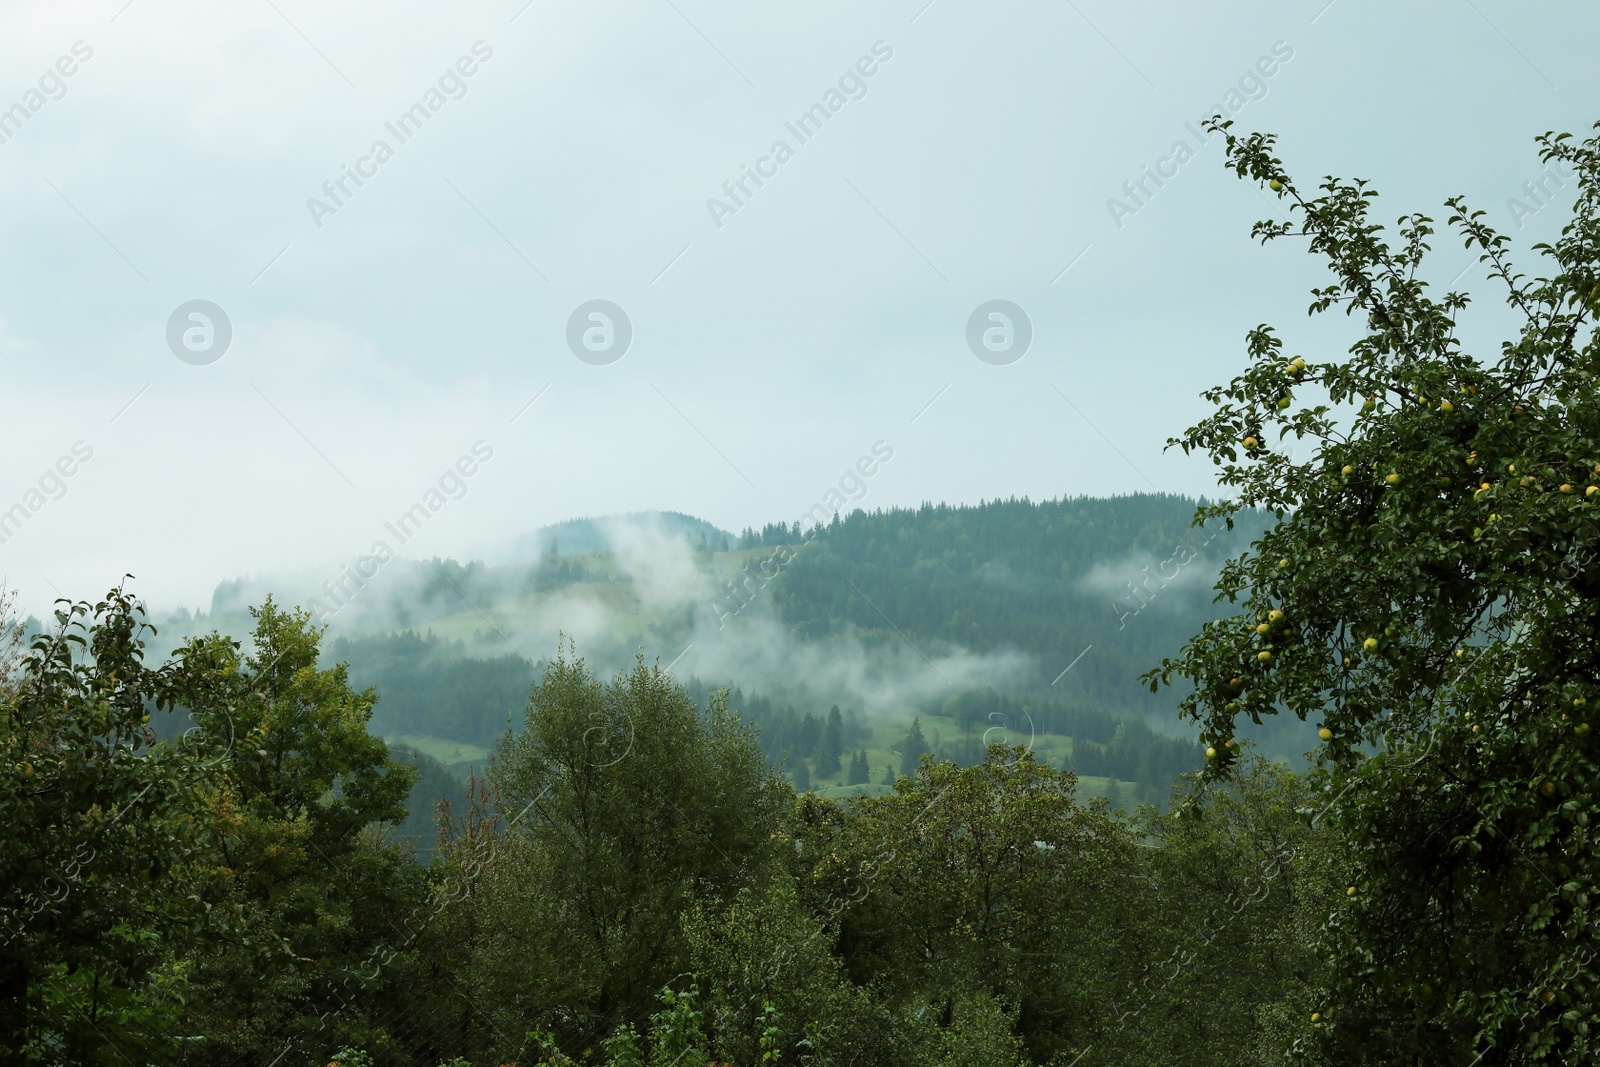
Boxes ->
[1561,483,1575,494]
[1540,781,1556,796]
[1346,886,1357,896]
[1363,637,1379,652]
[1341,464,1353,476]
[1206,746,1217,759]
[1588,486,1598,497]
[1256,623,1271,635]
[1318,727,1333,741]
[1258,650,1273,663]
[1577,723,1591,736]
[1269,179,1284,191]
[1243,436,1259,449]
[1439,399,1453,412]
[1386,473,1401,486]
[1268,609,1284,624]
[1310,1012,1321,1023]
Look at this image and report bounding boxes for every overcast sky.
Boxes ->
[1,0,1595,617]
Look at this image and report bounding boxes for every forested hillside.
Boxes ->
[771,494,1271,703]
[291,494,1282,831]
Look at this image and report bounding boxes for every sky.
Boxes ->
[1,0,1596,618]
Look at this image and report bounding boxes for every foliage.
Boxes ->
[476,649,785,1053]
[163,598,430,1064]
[1148,118,1600,1063]
[792,747,1149,1064]
[0,586,216,1064]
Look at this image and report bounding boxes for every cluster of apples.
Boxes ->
[1561,694,1592,739]
[1252,608,1288,666]
[1206,610,1296,760]
[1238,360,1309,455]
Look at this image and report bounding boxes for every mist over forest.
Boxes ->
[113,495,1298,829]
[6,3,1599,1063]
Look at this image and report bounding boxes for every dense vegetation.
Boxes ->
[5,118,1597,1065]
[770,494,1269,702]
[1148,118,1600,1060]
[0,593,1330,1065]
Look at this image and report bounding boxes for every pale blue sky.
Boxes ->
[1,0,1595,616]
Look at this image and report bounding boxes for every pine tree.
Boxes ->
[817,705,843,778]
[797,713,821,759]
[791,757,811,792]
[847,750,870,786]
[899,718,929,777]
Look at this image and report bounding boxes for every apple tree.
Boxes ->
[1149,120,1600,1063]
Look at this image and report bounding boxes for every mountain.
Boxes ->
[148,494,1309,837]
[504,510,735,561]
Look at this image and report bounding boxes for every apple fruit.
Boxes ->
[1278,558,1289,568]
[1310,1012,1321,1023]
[1256,623,1271,635]
[1363,637,1379,652]
[1346,886,1357,897]
[1258,650,1273,663]
[1540,781,1556,796]
[1318,727,1333,741]
[1206,746,1217,759]
[1561,484,1575,494]
[1243,436,1259,449]
[1385,473,1401,486]
[1278,396,1292,410]
[1439,399,1453,412]
[1341,464,1353,476]
[1576,697,1587,707]
[1268,609,1284,624]
[1269,179,1284,191]
[1588,486,1598,497]
[1577,723,1591,736]
[1230,677,1244,690]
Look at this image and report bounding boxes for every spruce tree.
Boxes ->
[817,705,843,778]
[847,750,870,786]
[899,718,929,777]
